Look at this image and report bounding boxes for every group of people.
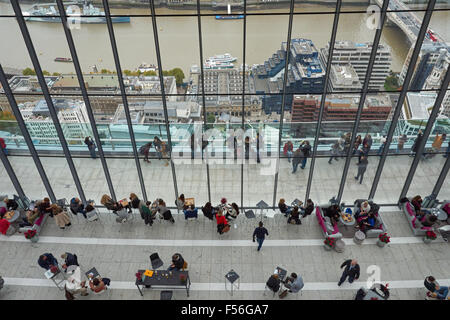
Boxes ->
[410,195,440,228]
[278,198,314,225]
[38,252,110,299]
[283,140,311,173]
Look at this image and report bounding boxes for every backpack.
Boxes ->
[65,287,75,300]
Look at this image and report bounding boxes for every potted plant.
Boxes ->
[24,229,38,243]
[324,237,335,251]
[423,231,437,244]
[377,233,390,247]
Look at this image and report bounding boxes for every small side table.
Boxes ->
[334,239,346,253]
[353,231,366,245]
[225,269,240,296]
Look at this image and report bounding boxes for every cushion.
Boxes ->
[324,216,331,224]
[405,202,415,217]
[325,221,334,233]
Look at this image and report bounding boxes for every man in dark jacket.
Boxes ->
[3,198,18,211]
[167,253,185,271]
[338,259,360,286]
[410,130,423,157]
[253,221,269,251]
[61,252,79,271]
[38,253,58,271]
[266,274,281,293]
[292,148,303,173]
[300,141,311,169]
[355,156,368,184]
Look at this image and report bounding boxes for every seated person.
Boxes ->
[129,193,141,210]
[357,212,376,233]
[3,197,18,211]
[157,199,175,223]
[89,277,110,293]
[287,206,301,225]
[70,197,87,219]
[278,198,292,217]
[167,253,185,271]
[266,274,281,293]
[176,194,187,211]
[19,208,40,227]
[300,199,314,217]
[100,194,122,215]
[66,276,89,297]
[0,217,10,235]
[201,202,215,221]
[442,202,450,215]
[38,197,52,215]
[0,207,6,219]
[283,273,304,294]
[61,252,79,271]
[140,201,155,226]
[355,200,371,219]
[324,204,341,225]
[225,203,239,221]
[50,204,71,229]
[411,195,423,214]
[216,210,229,234]
[38,253,58,271]
[421,214,438,227]
[183,205,198,220]
[425,276,449,300]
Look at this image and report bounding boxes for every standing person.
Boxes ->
[153,136,169,166]
[337,259,360,286]
[190,133,195,160]
[292,147,302,173]
[38,253,58,271]
[377,135,387,156]
[444,141,450,158]
[344,132,352,154]
[355,156,368,184]
[0,137,7,156]
[244,136,250,160]
[300,140,311,169]
[139,142,152,163]
[283,141,294,163]
[358,143,370,164]
[328,142,340,164]
[397,134,407,153]
[431,133,446,153]
[363,134,373,150]
[256,132,261,163]
[410,130,423,157]
[252,221,269,251]
[61,252,79,271]
[84,137,96,159]
[353,135,362,155]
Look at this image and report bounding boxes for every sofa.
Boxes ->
[402,201,433,236]
[315,205,343,239]
[353,199,388,238]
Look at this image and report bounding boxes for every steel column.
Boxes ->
[56,0,116,201]
[336,0,390,203]
[148,0,179,200]
[0,64,56,202]
[241,0,247,209]
[369,0,436,200]
[12,0,86,204]
[432,155,450,198]
[272,0,295,208]
[196,0,211,203]
[304,0,342,203]
[399,66,450,200]
[102,0,148,202]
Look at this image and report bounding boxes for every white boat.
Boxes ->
[206,53,237,64]
[204,61,234,70]
[138,63,157,73]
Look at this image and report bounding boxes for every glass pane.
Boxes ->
[0,158,18,197]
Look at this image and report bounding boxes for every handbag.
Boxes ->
[279,289,288,299]
[222,224,231,233]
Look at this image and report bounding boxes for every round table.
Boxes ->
[339,214,355,226]
[353,230,366,245]
[5,210,20,223]
[430,208,448,221]
[334,239,346,253]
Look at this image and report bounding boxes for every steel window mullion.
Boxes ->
[12,0,87,204]
[336,0,390,203]
[272,0,295,208]
[304,0,342,203]
[399,66,450,200]
[196,0,211,203]
[369,0,436,200]
[55,0,116,201]
[432,155,450,197]
[0,64,56,202]
[241,0,247,209]
[0,142,26,200]
[148,0,179,200]
[102,0,148,202]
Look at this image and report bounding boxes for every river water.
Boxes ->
[0,3,448,77]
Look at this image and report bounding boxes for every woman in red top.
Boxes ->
[216,209,228,234]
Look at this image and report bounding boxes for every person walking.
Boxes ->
[377,135,387,156]
[338,259,360,286]
[253,221,269,251]
[355,156,368,184]
[139,142,152,163]
[353,135,362,155]
[328,141,340,164]
[397,134,407,153]
[300,140,311,169]
[84,137,96,159]
[256,132,262,164]
[410,130,423,157]
[283,141,294,163]
[292,147,303,173]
